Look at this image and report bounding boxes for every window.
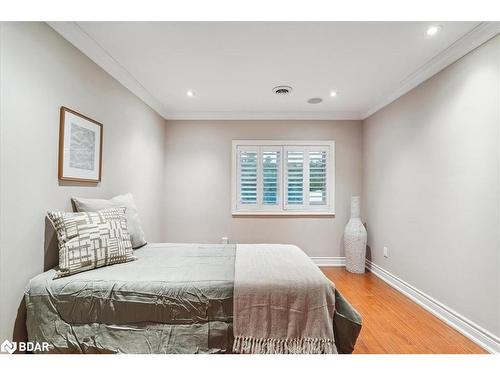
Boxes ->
[232,141,335,215]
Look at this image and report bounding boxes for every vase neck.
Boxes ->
[350,196,361,219]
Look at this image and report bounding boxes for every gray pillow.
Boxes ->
[72,193,147,248]
[48,207,135,278]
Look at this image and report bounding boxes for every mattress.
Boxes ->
[25,243,361,354]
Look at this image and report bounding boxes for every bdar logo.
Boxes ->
[1,339,16,354]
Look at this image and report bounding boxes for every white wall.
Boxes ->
[0,22,167,341]
[362,35,500,337]
[163,120,363,258]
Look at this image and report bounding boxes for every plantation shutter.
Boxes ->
[238,147,258,208]
[285,147,305,208]
[261,148,281,207]
[308,148,328,206]
[233,141,334,214]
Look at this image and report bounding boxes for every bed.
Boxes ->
[25,243,362,354]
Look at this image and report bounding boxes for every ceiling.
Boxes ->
[49,22,499,120]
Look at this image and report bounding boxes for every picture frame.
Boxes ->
[58,106,103,182]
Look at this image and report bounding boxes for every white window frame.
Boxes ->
[232,140,335,216]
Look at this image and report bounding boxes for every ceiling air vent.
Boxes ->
[272,86,293,95]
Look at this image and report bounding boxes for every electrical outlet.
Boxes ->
[383,246,389,258]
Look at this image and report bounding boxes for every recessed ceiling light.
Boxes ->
[307,97,323,104]
[426,25,441,37]
[186,90,195,97]
[330,91,337,97]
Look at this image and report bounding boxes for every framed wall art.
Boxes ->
[58,106,103,182]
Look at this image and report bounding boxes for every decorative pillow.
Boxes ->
[72,193,146,249]
[47,207,136,278]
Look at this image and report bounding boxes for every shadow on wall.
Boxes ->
[12,217,59,353]
[12,298,28,354]
[365,245,372,264]
[44,216,59,271]
[58,180,98,188]
[364,222,372,264]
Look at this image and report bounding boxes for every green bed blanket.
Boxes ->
[25,243,361,354]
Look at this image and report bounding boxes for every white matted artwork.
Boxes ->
[58,106,103,182]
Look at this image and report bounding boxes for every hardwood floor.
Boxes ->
[321,267,488,354]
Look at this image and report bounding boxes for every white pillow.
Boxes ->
[72,193,147,248]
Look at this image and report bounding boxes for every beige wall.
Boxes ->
[164,120,363,258]
[0,22,167,341]
[1,21,498,346]
[362,36,500,336]
[497,35,500,341]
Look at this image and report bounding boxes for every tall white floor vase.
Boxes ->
[344,196,367,273]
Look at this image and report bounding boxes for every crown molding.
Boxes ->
[47,22,170,119]
[48,22,361,121]
[362,22,500,119]
[165,111,362,120]
[49,22,499,122]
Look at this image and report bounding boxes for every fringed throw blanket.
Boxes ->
[233,244,338,354]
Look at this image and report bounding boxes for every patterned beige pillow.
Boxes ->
[47,207,136,278]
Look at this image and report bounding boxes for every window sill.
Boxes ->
[232,211,336,218]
